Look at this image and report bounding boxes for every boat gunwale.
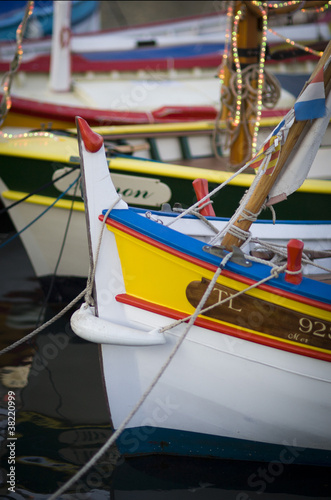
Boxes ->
[101,208,331,309]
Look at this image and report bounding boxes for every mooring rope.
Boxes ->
[165,159,255,228]
[0,165,79,216]
[84,196,123,307]
[47,252,232,500]
[0,174,81,250]
[156,261,290,336]
[249,238,331,274]
[1,182,327,499]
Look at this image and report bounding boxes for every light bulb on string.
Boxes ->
[251,3,268,155]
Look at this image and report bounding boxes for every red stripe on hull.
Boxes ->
[116,293,331,362]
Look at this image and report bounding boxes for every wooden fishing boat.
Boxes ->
[0,115,330,284]
[70,49,331,462]
[0,1,329,128]
[0,5,327,73]
[0,8,228,72]
[0,1,330,286]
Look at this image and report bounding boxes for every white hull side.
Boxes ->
[0,71,295,116]
[100,304,331,453]
[1,10,328,61]
[0,184,89,278]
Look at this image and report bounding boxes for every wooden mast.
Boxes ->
[221,1,330,168]
[221,39,331,252]
[221,1,262,166]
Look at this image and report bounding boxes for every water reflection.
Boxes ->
[0,234,330,499]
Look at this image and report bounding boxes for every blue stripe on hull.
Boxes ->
[80,43,224,62]
[116,426,331,466]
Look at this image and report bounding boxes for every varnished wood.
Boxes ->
[186,278,331,352]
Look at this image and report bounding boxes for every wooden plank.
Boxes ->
[186,278,331,352]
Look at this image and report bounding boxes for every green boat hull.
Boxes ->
[0,154,330,221]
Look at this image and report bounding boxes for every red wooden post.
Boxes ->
[192,178,215,217]
[285,239,304,285]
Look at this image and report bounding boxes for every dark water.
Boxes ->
[1,1,330,497]
[0,226,331,499]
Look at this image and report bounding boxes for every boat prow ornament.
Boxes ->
[76,116,103,152]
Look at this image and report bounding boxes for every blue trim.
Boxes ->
[116,426,331,466]
[80,43,224,62]
[103,208,331,305]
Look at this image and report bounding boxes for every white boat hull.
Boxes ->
[1,9,327,65]
[100,303,331,463]
[68,116,331,466]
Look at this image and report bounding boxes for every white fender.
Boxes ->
[71,304,166,346]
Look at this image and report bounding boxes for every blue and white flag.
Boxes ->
[294,67,326,121]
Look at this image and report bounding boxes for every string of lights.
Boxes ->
[0,1,34,127]
[268,27,324,57]
[252,4,269,154]
[0,130,55,140]
[251,0,331,13]
[217,3,234,89]
[252,0,331,11]
[217,0,328,165]
[301,1,331,13]
[231,7,245,127]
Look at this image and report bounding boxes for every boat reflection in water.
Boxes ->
[0,198,330,499]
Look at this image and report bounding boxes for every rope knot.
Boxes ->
[270,264,286,279]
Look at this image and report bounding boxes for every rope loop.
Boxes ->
[285,267,303,275]
[238,207,260,223]
[226,224,251,241]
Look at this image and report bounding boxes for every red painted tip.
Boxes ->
[285,239,304,285]
[76,116,103,152]
[192,178,216,217]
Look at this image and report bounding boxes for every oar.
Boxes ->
[221,40,331,251]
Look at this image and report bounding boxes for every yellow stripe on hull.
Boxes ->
[0,126,330,193]
[2,190,85,212]
[66,116,288,135]
[110,224,331,322]
[109,224,331,357]
[4,111,75,130]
